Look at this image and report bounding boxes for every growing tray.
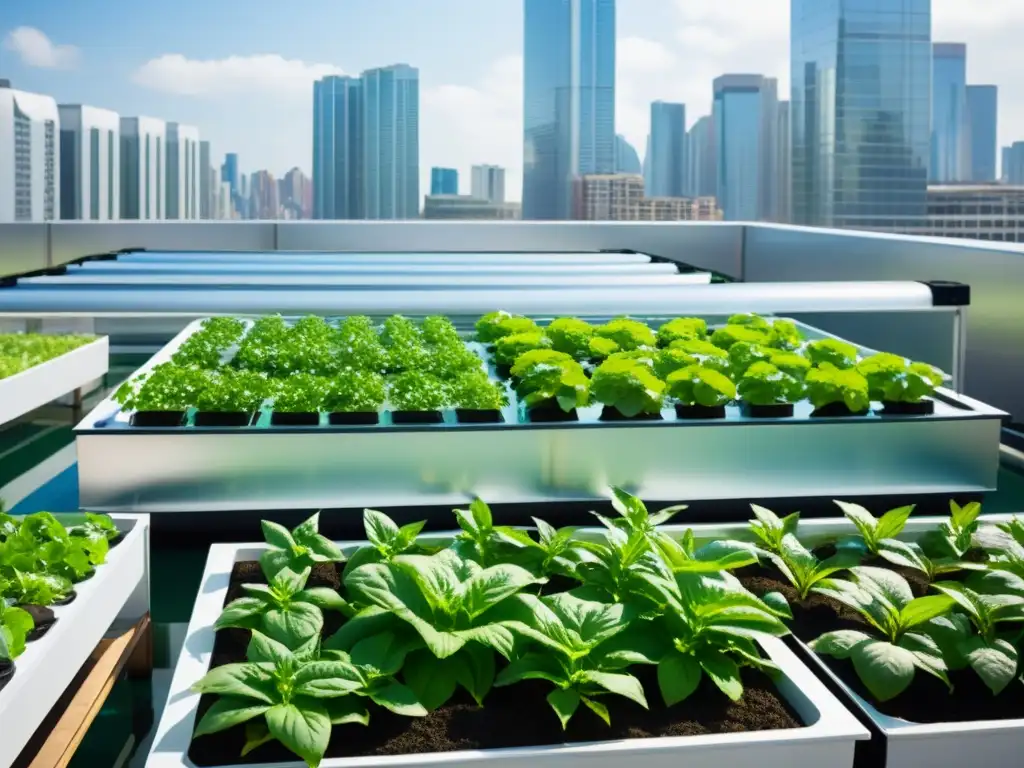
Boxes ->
[676,515,1024,768]
[0,336,108,425]
[73,318,1005,513]
[0,513,149,768]
[146,535,869,768]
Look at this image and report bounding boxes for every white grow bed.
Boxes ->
[148,535,869,768]
[681,514,1024,768]
[0,512,149,767]
[0,335,108,425]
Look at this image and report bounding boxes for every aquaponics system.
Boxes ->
[1,243,1022,768]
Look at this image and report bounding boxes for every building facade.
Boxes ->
[0,86,59,222]
[430,167,458,195]
[712,74,777,221]
[362,64,420,220]
[470,164,506,203]
[775,100,791,223]
[313,75,363,220]
[57,104,119,221]
[119,116,166,220]
[166,123,200,220]
[967,85,998,183]
[523,0,616,220]
[199,140,212,219]
[613,135,641,175]
[791,0,931,230]
[932,43,969,183]
[647,101,686,198]
[686,115,715,199]
[574,173,721,221]
[1005,143,1024,185]
[280,167,312,219]
[422,194,520,220]
[895,184,1024,243]
[249,170,279,220]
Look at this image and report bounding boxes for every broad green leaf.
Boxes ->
[657,651,702,706]
[610,487,648,526]
[494,652,565,687]
[898,632,951,688]
[241,721,274,757]
[932,582,985,622]
[451,642,496,705]
[851,640,916,702]
[299,531,344,564]
[191,663,275,703]
[247,631,293,665]
[215,597,266,630]
[367,680,428,716]
[460,623,516,660]
[293,661,365,698]
[853,566,914,611]
[261,520,296,551]
[697,651,743,701]
[322,606,404,652]
[396,520,426,549]
[392,553,463,613]
[296,587,349,613]
[364,509,399,550]
[491,593,576,654]
[834,501,878,533]
[403,649,459,711]
[533,517,558,546]
[878,540,928,573]
[193,697,270,736]
[876,505,915,540]
[263,602,324,648]
[899,595,956,629]
[761,591,793,619]
[265,702,331,768]
[920,614,971,670]
[810,629,872,660]
[546,592,634,649]
[951,501,982,531]
[547,688,580,730]
[581,695,611,725]
[781,511,801,536]
[591,620,670,668]
[350,631,414,676]
[647,504,687,527]
[581,670,647,707]
[963,636,1019,695]
[324,697,370,726]
[750,504,784,533]
[968,569,1024,597]
[461,564,537,618]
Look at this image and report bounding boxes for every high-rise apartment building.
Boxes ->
[199,140,212,219]
[57,104,119,221]
[523,0,616,220]
[0,85,59,222]
[791,0,930,230]
[932,43,969,182]
[249,170,279,219]
[120,116,166,220]
[470,164,507,203]
[686,115,715,199]
[712,75,777,221]
[430,167,458,195]
[613,135,641,175]
[221,153,238,195]
[166,123,200,219]
[280,167,312,219]
[575,173,721,221]
[1005,143,1024,185]
[967,85,998,183]
[313,76,363,219]
[775,100,791,224]
[361,64,420,220]
[647,101,686,198]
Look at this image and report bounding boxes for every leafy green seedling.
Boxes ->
[0,569,73,606]
[656,317,708,346]
[495,592,647,728]
[921,500,984,560]
[0,600,34,659]
[343,509,426,578]
[216,566,349,648]
[259,513,345,579]
[452,498,542,569]
[532,518,589,580]
[769,534,859,601]
[546,317,595,359]
[748,504,800,555]
[513,352,591,412]
[737,362,804,406]
[594,318,657,351]
[804,338,859,369]
[810,566,955,701]
[805,365,870,412]
[475,312,538,343]
[666,365,736,407]
[387,371,449,411]
[71,512,119,544]
[876,538,985,583]
[834,500,915,556]
[590,357,666,417]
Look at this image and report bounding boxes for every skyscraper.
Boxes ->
[522,0,616,220]
[0,85,59,222]
[686,116,715,199]
[430,167,458,195]
[776,100,791,223]
[313,75,362,219]
[166,122,200,219]
[967,85,998,183]
[932,43,969,182]
[613,135,641,175]
[712,74,777,221]
[58,104,119,221]
[791,0,930,230]
[120,116,166,220]
[1005,143,1024,185]
[221,153,238,195]
[199,140,212,220]
[647,101,686,198]
[471,164,507,203]
[362,64,420,220]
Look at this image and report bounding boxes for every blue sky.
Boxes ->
[3,0,1023,201]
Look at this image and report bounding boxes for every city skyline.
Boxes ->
[6,1,1024,203]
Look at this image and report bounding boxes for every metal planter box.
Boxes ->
[0,335,108,425]
[679,515,1024,768]
[147,535,869,768]
[0,513,149,767]
[74,318,1004,513]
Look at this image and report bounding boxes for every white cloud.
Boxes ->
[2,27,79,69]
[132,54,344,97]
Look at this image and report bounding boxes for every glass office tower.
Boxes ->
[648,101,686,198]
[430,167,458,195]
[362,64,420,220]
[967,85,998,182]
[312,76,363,220]
[791,0,931,230]
[931,42,968,182]
[713,75,777,222]
[522,0,615,220]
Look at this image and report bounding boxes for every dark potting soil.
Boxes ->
[735,563,1024,723]
[22,605,56,641]
[187,561,804,766]
[0,660,13,691]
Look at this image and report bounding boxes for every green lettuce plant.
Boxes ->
[512,351,591,411]
[0,333,96,380]
[709,324,771,350]
[493,332,552,366]
[594,318,657,351]
[727,313,769,329]
[335,316,388,372]
[767,350,811,380]
[113,363,210,412]
[0,511,108,587]
[423,343,483,380]
[448,370,508,411]
[656,317,707,346]
[768,319,803,351]
[387,371,448,411]
[475,312,539,343]
[590,357,666,417]
[737,362,804,406]
[804,339,858,369]
[173,317,246,368]
[665,365,736,407]
[195,369,272,413]
[729,342,773,378]
[587,336,620,360]
[321,371,386,413]
[272,374,329,413]
[768,534,859,600]
[810,567,957,701]
[546,318,595,359]
[71,512,120,544]
[0,601,34,660]
[805,365,871,412]
[421,316,462,347]
[666,339,730,373]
